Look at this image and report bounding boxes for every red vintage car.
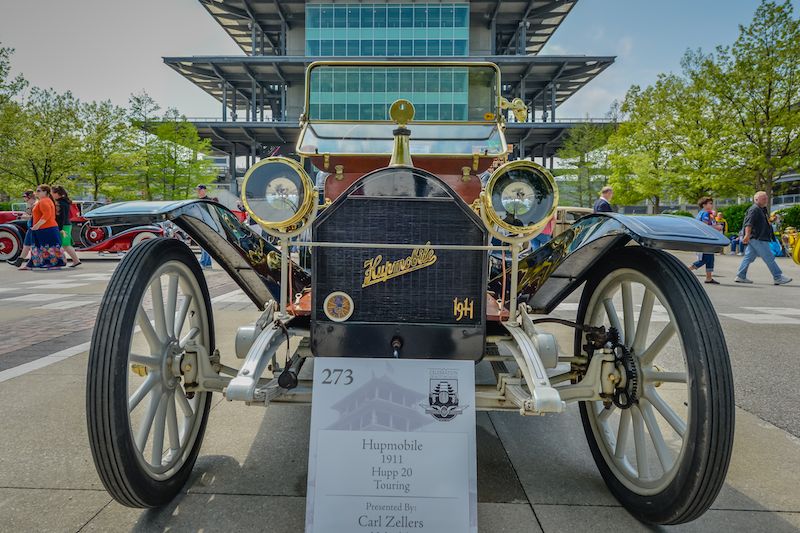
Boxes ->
[0,201,165,263]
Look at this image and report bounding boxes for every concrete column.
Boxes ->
[251,79,257,121]
[230,145,237,195]
[251,22,257,56]
[490,18,496,55]
[259,86,264,121]
[551,83,557,122]
[518,22,526,55]
[232,91,238,122]
[542,90,547,122]
[222,84,228,121]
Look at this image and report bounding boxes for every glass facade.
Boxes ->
[305,3,470,57]
[308,65,498,122]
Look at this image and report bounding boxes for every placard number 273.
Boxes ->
[320,368,353,385]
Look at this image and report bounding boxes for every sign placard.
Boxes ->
[305,358,477,533]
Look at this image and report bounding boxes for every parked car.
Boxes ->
[0,202,28,224]
[554,206,593,236]
[83,61,733,526]
[0,202,165,262]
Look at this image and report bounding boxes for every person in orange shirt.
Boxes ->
[19,184,66,270]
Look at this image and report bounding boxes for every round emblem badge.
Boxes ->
[323,291,354,322]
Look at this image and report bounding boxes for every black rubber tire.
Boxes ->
[575,246,734,525]
[86,238,214,508]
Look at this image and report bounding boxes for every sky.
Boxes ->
[0,0,797,119]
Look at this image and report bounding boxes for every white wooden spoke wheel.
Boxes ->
[576,247,734,525]
[87,238,214,508]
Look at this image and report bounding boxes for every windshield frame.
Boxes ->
[303,60,503,126]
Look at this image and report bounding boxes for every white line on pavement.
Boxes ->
[0,288,244,384]
[34,299,97,310]
[1,293,72,302]
[0,342,90,384]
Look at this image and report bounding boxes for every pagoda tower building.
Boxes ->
[166,0,614,192]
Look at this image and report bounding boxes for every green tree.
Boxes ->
[128,91,161,200]
[150,108,216,200]
[556,121,614,207]
[0,44,27,105]
[606,84,683,211]
[79,100,135,200]
[0,44,28,195]
[0,88,82,189]
[687,0,800,203]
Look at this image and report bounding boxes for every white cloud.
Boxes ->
[557,86,621,118]
[617,36,634,58]
[541,43,569,55]
[592,27,606,41]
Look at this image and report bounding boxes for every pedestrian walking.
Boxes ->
[18,185,66,270]
[196,184,216,269]
[735,191,792,285]
[688,197,722,284]
[52,185,82,267]
[729,229,746,256]
[593,186,614,213]
[7,191,36,267]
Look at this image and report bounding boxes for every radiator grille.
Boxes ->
[314,197,485,325]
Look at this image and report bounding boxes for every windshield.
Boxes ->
[306,62,500,123]
[298,123,505,157]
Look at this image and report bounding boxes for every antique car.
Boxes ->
[554,205,593,236]
[83,61,734,526]
[0,204,164,263]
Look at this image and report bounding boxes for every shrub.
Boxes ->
[722,203,751,234]
[775,205,800,231]
[0,202,11,211]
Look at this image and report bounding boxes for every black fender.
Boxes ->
[84,200,310,310]
[489,213,731,314]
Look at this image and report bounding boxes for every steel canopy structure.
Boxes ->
[170,0,615,186]
[199,0,580,56]
[166,54,613,118]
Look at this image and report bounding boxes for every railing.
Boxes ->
[186,115,611,125]
[186,116,298,123]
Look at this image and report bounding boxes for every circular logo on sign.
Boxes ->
[323,291,354,322]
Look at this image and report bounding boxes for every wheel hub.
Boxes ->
[608,328,640,409]
[161,341,183,389]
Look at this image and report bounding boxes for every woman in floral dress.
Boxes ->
[19,185,66,270]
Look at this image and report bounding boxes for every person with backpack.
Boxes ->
[735,191,792,285]
[52,185,81,267]
[688,197,722,284]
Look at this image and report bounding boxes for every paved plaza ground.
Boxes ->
[1,249,799,532]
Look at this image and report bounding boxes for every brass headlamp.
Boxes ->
[241,157,315,230]
[481,160,559,237]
